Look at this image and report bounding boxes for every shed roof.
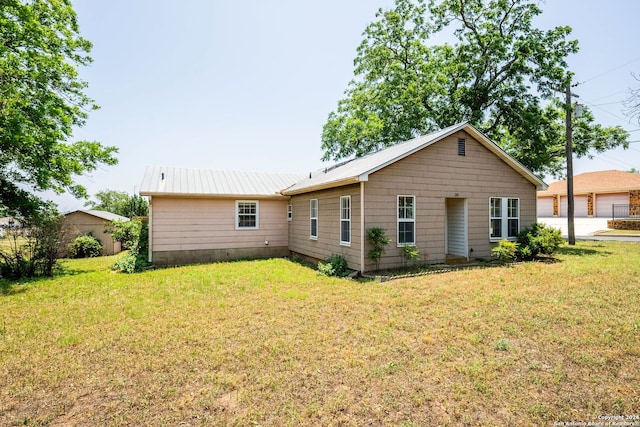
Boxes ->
[139,167,304,198]
[64,210,130,222]
[538,170,640,196]
[282,122,546,195]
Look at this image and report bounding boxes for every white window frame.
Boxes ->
[287,204,292,221]
[397,195,416,246]
[236,200,259,230]
[489,197,519,242]
[310,199,318,240]
[340,196,351,246]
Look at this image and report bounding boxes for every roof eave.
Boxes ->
[140,191,290,199]
[282,177,361,196]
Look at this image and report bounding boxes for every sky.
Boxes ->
[53,0,640,211]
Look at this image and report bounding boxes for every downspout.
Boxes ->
[147,196,153,263]
[360,181,365,273]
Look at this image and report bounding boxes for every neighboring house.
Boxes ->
[140,122,546,272]
[60,210,129,256]
[139,169,304,266]
[537,170,640,218]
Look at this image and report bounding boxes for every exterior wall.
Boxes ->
[363,130,537,270]
[150,196,289,266]
[288,184,362,269]
[60,212,122,256]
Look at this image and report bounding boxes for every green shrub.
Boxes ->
[107,219,142,250]
[491,239,519,262]
[113,254,137,273]
[366,227,390,270]
[400,245,420,266]
[317,254,349,277]
[67,234,103,258]
[111,220,150,273]
[517,223,563,260]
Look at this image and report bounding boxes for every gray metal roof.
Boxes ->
[139,166,304,198]
[283,122,547,194]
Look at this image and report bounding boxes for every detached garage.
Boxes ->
[537,170,640,218]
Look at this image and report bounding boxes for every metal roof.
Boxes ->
[63,210,130,222]
[283,122,547,195]
[139,166,304,198]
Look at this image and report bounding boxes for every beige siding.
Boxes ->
[151,196,289,253]
[59,212,122,256]
[288,184,361,269]
[363,130,537,270]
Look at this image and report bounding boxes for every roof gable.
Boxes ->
[140,167,304,198]
[283,122,546,195]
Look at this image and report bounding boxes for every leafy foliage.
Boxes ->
[0,205,61,278]
[67,234,103,258]
[491,223,563,262]
[85,190,149,218]
[0,0,118,218]
[107,219,142,250]
[321,0,628,176]
[366,227,390,270]
[516,223,564,260]
[491,239,519,262]
[317,254,350,277]
[400,244,420,266]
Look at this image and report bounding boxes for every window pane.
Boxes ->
[341,221,350,243]
[490,198,501,218]
[508,199,518,218]
[491,219,502,238]
[508,219,519,238]
[238,215,256,228]
[311,218,317,237]
[398,222,415,244]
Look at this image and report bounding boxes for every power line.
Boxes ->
[579,56,640,85]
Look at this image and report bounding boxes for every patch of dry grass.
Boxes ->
[1,242,639,426]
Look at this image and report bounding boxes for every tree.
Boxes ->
[85,190,149,218]
[0,0,118,219]
[624,73,640,125]
[321,0,628,177]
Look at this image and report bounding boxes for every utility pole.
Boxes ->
[565,83,575,245]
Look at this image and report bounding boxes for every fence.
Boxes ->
[612,204,640,220]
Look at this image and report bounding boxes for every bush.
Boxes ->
[317,254,349,277]
[107,219,142,250]
[366,227,390,270]
[113,254,137,273]
[517,223,563,260]
[111,220,150,273]
[67,234,103,258]
[400,245,420,266]
[491,239,519,262]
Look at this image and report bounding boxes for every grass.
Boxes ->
[1,241,639,426]
[597,229,640,236]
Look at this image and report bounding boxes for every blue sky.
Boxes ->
[56,0,640,211]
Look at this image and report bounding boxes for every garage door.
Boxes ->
[537,197,554,217]
[560,195,588,217]
[595,193,628,217]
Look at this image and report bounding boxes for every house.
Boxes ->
[537,170,640,218]
[60,210,129,256]
[140,122,546,272]
[139,169,304,266]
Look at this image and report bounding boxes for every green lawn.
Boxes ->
[1,242,639,426]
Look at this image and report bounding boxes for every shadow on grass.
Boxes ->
[556,245,612,257]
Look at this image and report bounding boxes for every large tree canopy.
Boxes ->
[321,0,628,176]
[0,0,118,218]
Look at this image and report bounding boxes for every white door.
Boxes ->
[446,198,467,258]
[595,193,629,217]
[537,197,554,217]
[560,195,588,217]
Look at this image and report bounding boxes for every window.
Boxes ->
[397,195,415,246]
[340,196,350,245]
[236,201,258,229]
[310,199,318,240]
[287,204,292,221]
[490,197,519,241]
[458,138,466,156]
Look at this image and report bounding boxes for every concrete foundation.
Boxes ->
[151,246,290,267]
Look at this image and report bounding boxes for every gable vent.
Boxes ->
[458,138,466,156]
